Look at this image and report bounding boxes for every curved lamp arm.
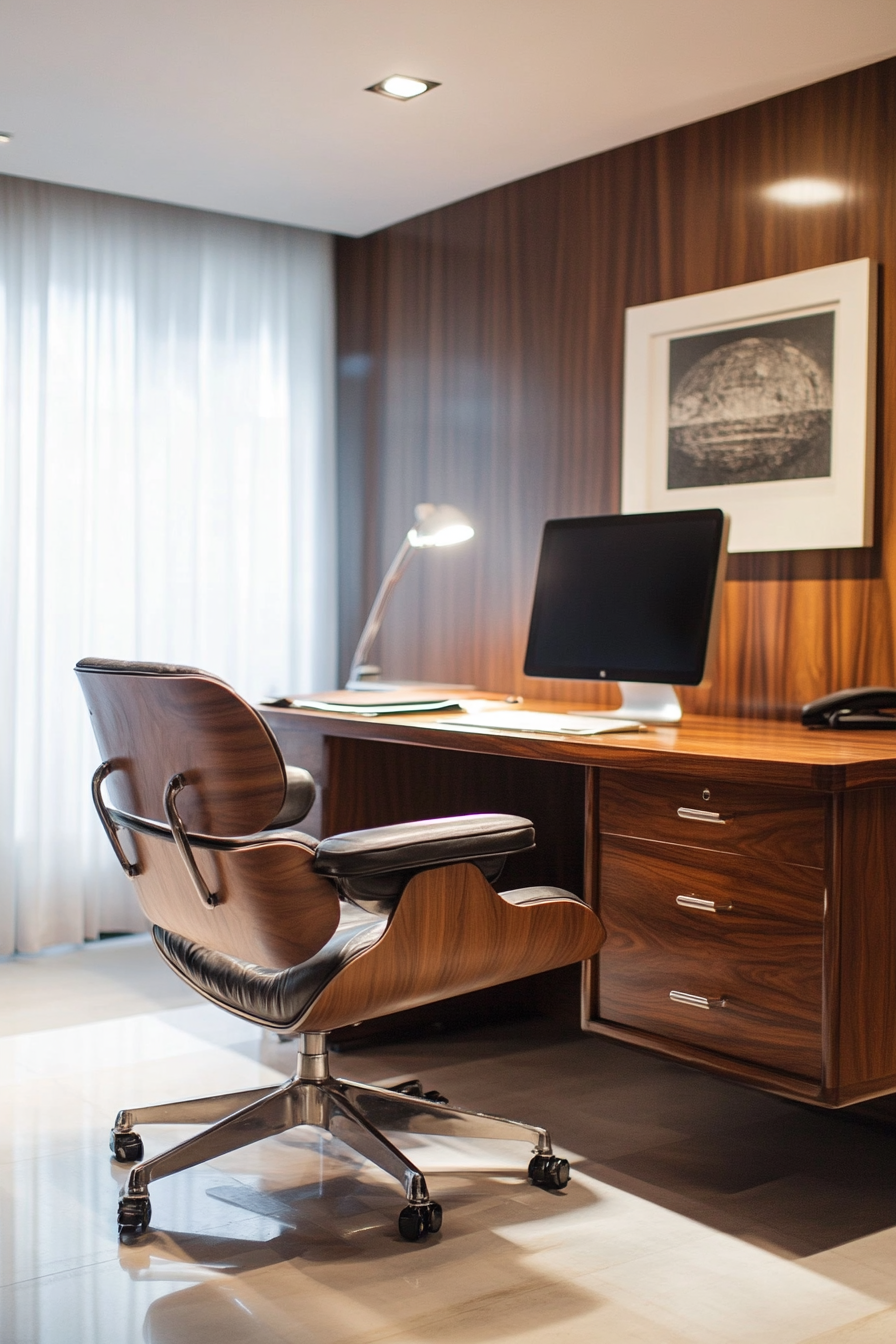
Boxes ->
[347,535,414,684]
[347,503,474,689]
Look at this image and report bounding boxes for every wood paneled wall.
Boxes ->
[336,59,896,720]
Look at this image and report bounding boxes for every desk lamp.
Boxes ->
[346,503,474,692]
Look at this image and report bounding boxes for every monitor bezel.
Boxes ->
[523,508,729,687]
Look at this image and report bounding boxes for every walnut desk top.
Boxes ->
[262,698,896,792]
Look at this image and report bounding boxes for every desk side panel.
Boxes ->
[828,786,896,1101]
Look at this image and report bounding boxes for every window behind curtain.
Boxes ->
[0,177,336,953]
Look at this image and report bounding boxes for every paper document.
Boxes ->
[287,695,463,715]
[442,711,644,736]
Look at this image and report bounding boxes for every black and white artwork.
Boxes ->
[666,311,834,489]
[621,258,876,553]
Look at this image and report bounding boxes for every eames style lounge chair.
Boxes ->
[75,658,605,1241]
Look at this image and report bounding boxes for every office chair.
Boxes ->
[76,658,605,1241]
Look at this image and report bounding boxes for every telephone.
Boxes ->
[801,687,896,729]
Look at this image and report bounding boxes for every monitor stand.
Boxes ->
[581,682,683,726]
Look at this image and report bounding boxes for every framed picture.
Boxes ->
[621,258,877,553]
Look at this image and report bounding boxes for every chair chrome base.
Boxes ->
[111,1032,569,1241]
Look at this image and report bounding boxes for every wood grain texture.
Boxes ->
[127,830,341,970]
[588,1019,823,1104]
[263,703,896,791]
[597,835,823,1078]
[826,786,896,1098]
[599,770,825,867]
[599,833,824,926]
[337,58,896,720]
[299,862,605,1033]
[78,667,287,835]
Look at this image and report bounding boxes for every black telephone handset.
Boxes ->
[802,686,896,730]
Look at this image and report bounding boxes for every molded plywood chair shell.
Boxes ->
[76,659,287,836]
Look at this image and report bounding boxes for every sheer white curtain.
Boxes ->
[0,177,336,954]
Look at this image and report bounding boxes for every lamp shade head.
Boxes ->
[408,503,474,548]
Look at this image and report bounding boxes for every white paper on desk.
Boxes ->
[441,711,644,736]
[291,697,463,715]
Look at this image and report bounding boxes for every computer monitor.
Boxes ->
[523,508,729,723]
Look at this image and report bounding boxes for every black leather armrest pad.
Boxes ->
[313,813,534,878]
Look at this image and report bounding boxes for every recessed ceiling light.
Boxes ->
[764,177,846,206]
[0,133,13,144]
[367,74,440,101]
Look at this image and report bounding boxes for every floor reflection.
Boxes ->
[4,944,896,1343]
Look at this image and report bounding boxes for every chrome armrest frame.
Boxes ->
[91,762,140,877]
[103,807,317,852]
[163,774,220,909]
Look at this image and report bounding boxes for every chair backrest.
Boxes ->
[75,658,288,835]
[75,658,340,968]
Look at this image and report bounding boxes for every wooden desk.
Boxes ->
[263,700,896,1109]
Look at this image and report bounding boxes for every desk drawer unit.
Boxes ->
[597,836,823,1079]
[600,771,825,868]
[594,769,829,1086]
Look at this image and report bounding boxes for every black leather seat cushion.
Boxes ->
[153,902,387,1029]
[152,885,578,1030]
[266,765,316,829]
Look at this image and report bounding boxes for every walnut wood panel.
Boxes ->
[127,830,340,969]
[597,836,823,1078]
[337,58,896,721]
[826,786,896,1099]
[587,1019,822,1104]
[78,666,287,835]
[299,863,605,1033]
[263,703,896,791]
[599,833,824,927]
[600,771,825,868]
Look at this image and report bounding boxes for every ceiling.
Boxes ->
[2,0,895,238]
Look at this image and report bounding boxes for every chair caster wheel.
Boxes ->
[398,1201,442,1241]
[110,1130,144,1163]
[528,1155,570,1190]
[118,1193,152,1237]
[389,1080,449,1105]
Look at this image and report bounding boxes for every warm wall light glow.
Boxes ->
[0,133,12,144]
[367,74,440,101]
[764,177,846,206]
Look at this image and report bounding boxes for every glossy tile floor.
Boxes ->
[3,938,896,1342]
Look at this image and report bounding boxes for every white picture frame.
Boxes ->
[621,258,878,553]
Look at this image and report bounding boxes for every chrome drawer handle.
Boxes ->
[676,894,733,913]
[677,807,732,824]
[669,990,727,1010]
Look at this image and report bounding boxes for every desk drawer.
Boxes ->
[600,771,825,868]
[597,837,823,1079]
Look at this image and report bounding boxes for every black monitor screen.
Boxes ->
[524,510,726,686]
